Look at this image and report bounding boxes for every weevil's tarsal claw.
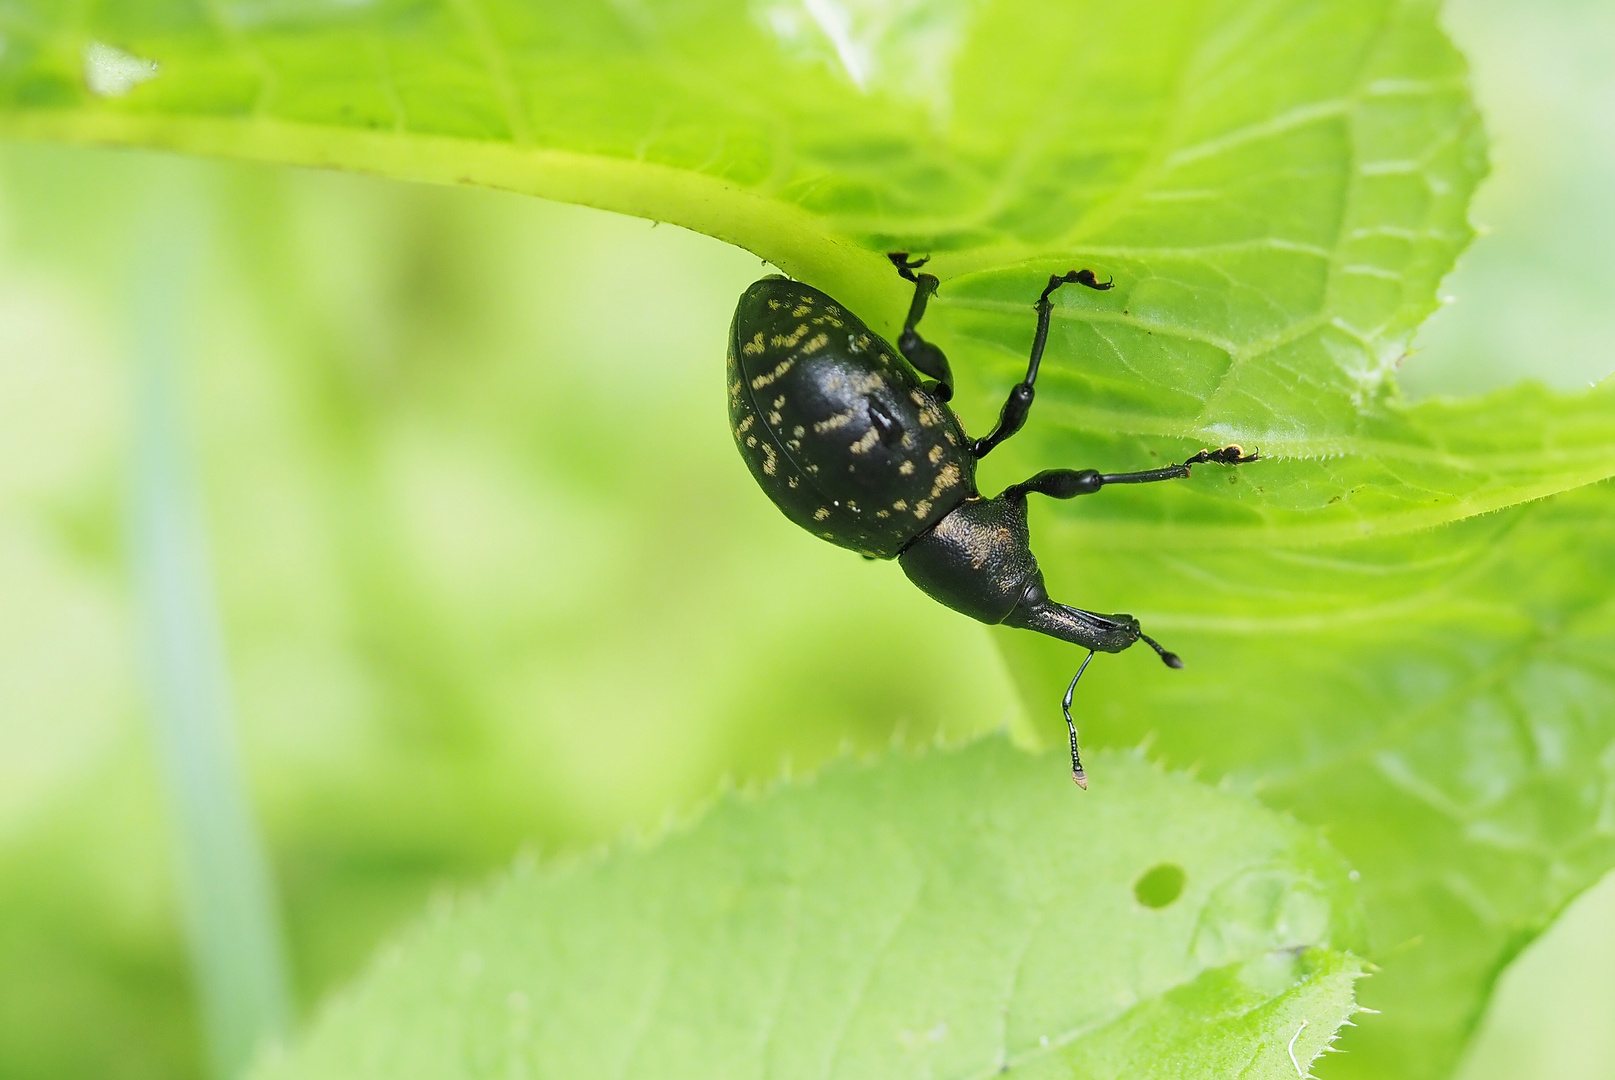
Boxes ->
[1208,443,1259,464]
[1182,444,1261,468]
[887,251,931,283]
[1071,268,1115,291]
[1038,268,1113,304]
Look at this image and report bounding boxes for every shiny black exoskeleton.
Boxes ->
[727,254,1257,786]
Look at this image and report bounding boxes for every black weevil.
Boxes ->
[726,253,1256,786]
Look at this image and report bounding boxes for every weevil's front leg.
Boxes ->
[1001,445,1259,501]
[887,252,956,401]
[969,269,1115,460]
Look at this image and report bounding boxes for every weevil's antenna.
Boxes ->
[1063,650,1097,789]
[1140,632,1184,669]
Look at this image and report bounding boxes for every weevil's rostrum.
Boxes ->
[727,255,1258,786]
[727,279,974,558]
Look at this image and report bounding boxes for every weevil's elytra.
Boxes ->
[727,253,1259,786]
[728,278,973,558]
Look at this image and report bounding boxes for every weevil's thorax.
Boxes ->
[727,277,976,558]
[897,495,1040,624]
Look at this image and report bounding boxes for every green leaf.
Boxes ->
[251,742,1366,1080]
[4,0,1612,528]
[967,380,1615,545]
[8,0,1614,1076]
[998,480,1615,1079]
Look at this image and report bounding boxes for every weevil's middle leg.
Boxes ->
[969,269,1115,460]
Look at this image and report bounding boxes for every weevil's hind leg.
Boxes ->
[971,269,1115,459]
[1001,446,1261,501]
[1063,651,1096,788]
[887,252,956,401]
[889,251,930,284]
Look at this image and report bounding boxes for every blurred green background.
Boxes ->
[0,0,1611,1077]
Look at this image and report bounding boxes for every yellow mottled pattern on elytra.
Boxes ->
[729,277,976,560]
[770,324,809,349]
[812,408,858,435]
[750,356,796,390]
[848,428,880,454]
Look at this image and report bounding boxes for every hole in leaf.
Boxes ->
[1134,863,1186,908]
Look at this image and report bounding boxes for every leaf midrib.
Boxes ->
[0,109,910,326]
